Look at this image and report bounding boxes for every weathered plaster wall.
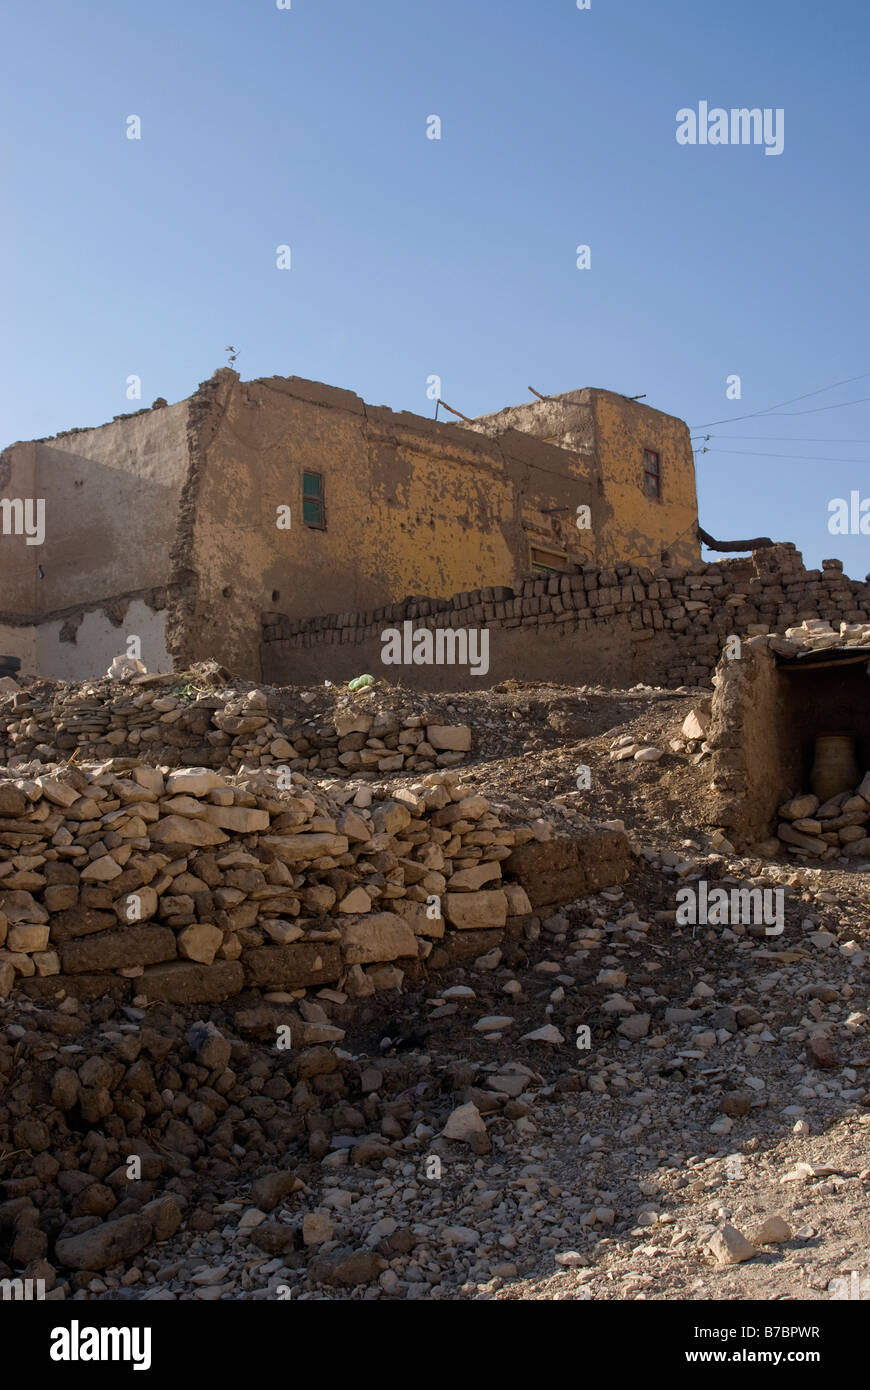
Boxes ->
[38,601,172,681]
[472,388,699,570]
[176,372,598,678]
[592,391,699,567]
[472,390,597,462]
[0,404,189,619]
[0,601,171,681]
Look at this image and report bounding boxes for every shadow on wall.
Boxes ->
[32,444,179,614]
[0,430,184,622]
[0,435,183,680]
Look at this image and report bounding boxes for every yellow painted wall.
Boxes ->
[472,387,699,570]
[592,391,699,567]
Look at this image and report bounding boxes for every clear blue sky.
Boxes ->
[2,0,868,576]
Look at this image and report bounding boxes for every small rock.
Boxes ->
[720,1091,753,1117]
[442,1102,490,1154]
[555,1250,590,1268]
[617,1013,650,1040]
[473,1015,514,1032]
[681,709,710,740]
[309,1249,388,1287]
[806,1035,838,1070]
[748,1216,793,1246]
[54,1214,152,1272]
[707,1224,758,1265]
[249,1170,301,1212]
[302,1212,334,1247]
[521,1025,565,1045]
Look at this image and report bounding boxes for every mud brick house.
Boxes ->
[0,368,699,681]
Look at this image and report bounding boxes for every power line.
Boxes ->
[691,433,870,444]
[698,447,870,464]
[764,395,870,417]
[691,369,870,429]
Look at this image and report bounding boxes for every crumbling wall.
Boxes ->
[707,638,785,848]
[0,679,477,775]
[0,759,630,1004]
[39,598,172,680]
[0,596,172,685]
[3,372,703,684]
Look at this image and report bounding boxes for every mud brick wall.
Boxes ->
[262,545,870,691]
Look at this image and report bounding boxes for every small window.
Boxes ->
[642,448,661,499]
[302,471,325,527]
[530,545,568,576]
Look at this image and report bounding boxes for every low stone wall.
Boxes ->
[0,676,473,777]
[0,759,632,1004]
[262,545,870,691]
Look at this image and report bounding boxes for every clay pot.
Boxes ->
[810,733,859,802]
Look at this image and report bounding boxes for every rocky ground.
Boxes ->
[2,677,869,1302]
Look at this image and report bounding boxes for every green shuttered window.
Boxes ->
[302,471,325,528]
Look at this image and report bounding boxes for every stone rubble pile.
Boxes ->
[0,757,545,1004]
[609,735,664,764]
[604,703,713,772]
[774,617,870,654]
[777,775,870,862]
[0,674,473,777]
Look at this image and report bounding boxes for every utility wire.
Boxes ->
[691,369,870,429]
[763,395,870,417]
[697,447,870,464]
[691,434,870,444]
